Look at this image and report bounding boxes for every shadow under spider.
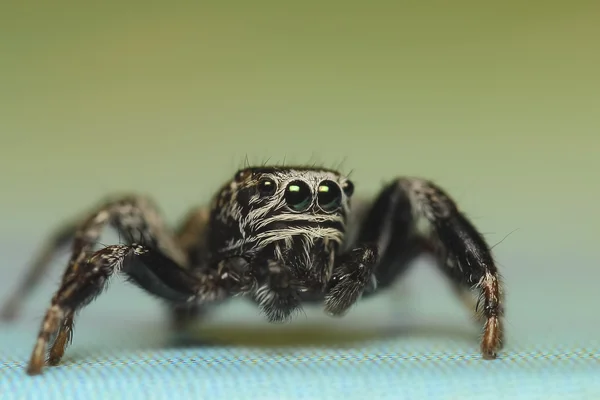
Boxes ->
[55,321,482,368]
[165,322,482,349]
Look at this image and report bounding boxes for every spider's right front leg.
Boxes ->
[27,243,249,376]
[1,194,187,320]
[20,195,248,375]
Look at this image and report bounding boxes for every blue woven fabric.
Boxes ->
[1,258,599,400]
[2,337,599,400]
[2,323,599,400]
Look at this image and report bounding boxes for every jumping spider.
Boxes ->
[1,165,504,375]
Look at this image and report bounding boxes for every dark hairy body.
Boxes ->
[1,165,504,375]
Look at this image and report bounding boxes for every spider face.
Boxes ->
[209,166,355,290]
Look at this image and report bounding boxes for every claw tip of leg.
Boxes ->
[25,364,43,376]
[481,348,498,360]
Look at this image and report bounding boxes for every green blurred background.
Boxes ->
[0,2,598,346]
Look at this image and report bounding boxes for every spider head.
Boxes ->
[210,165,355,290]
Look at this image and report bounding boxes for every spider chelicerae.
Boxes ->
[1,165,504,375]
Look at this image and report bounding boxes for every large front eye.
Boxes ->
[285,180,312,211]
[317,180,342,212]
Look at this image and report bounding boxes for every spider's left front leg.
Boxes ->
[325,178,504,359]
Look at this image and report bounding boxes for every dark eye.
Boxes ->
[342,180,354,197]
[285,180,312,211]
[257,177,276,196]
[317,180,342,212]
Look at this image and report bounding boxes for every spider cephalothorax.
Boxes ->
[1,164,504,375]
[208,167,355,320]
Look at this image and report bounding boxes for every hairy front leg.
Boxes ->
[1,194,188,321]
[28,244,147,375]
[27,243,249,376]
[22,195,218,375]
[336,177,505,359]
[397,178,504,358]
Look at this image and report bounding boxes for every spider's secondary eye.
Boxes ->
[285,180,312,211]
[342,180,354,197]
[317,180,342,212]
[257,178,276,196]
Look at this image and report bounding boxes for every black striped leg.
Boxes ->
[1,195,188,321]
[26,243,250,375]
[325,177,504,359]
[22,194,210,375]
